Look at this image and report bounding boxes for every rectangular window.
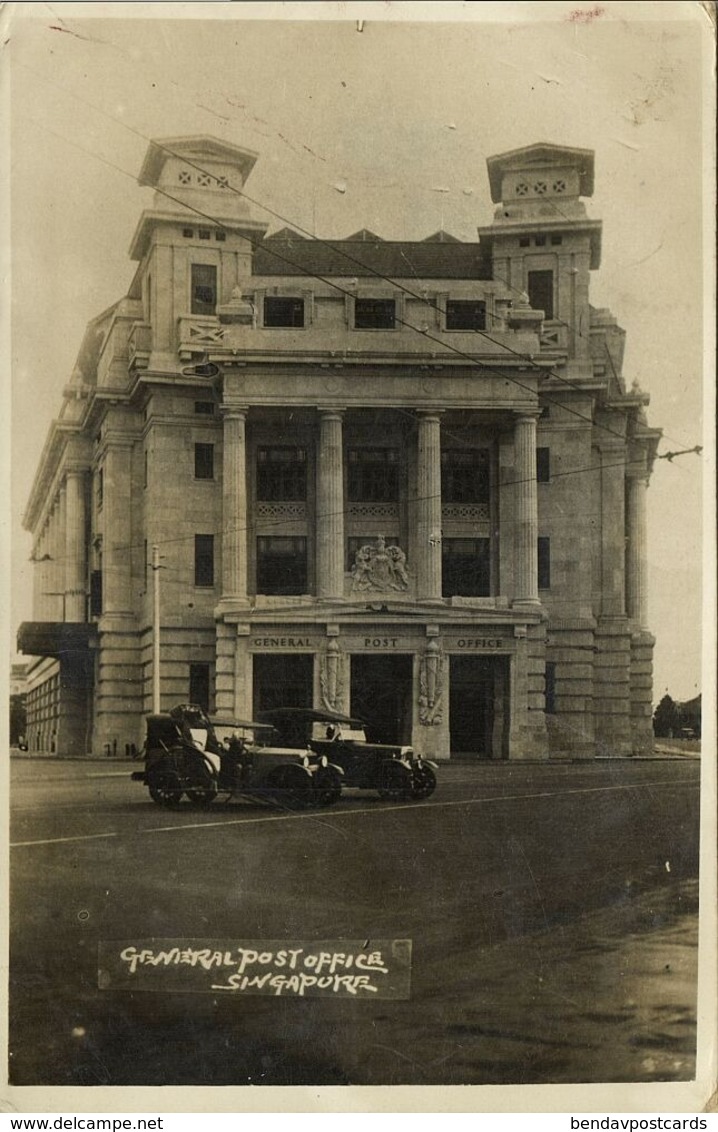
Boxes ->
[144,449,148,489]
[194,442,215,480]
[257,447,307,501]
[519,236,530,248]
[442,538,491,597]
[441,449,490,503]
[347,448,399,502]
[198,229,211,240]
[550,234,563,245]
[527,270,554,320]
[189,662,211,713]
[194,534,215,587]
[354,298,395,330]
[538,536,551,589]
[215,231,226,242]
[194,401,215,415]
[264,296,305,328]
[534,235,546,247]
[96,468,103,510]
[537,447,550,483]
[182,228,194,238]
[445,300,486,331]
[545,662,557,714]
[256,536,307,595]
[191,264,217,315]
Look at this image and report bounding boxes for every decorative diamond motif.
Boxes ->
[515,182,529,196]
[552,179,566,193]
[347,502,400,520]
[256,502,307,520]
[441,503,490,522]
[198,173,212,186]
[178,171,191,184]
[533,181,547,195]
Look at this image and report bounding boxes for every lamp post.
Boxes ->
[151,544,161,713]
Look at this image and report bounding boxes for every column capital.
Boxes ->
[220,403,249,419]
[317,406,346,418]
[416,409,444,421]
[513,411,540,425]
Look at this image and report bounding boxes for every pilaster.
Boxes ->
[416,411,443,601]
[317,409,345,600]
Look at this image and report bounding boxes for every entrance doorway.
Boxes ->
[253,654,313,716]
[350,654,413,745]
[449,655,508,757]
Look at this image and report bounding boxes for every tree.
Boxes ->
[653,694,680,738]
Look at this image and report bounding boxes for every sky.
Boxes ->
[5,1,713,704]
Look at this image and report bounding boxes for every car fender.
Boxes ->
[417,758,438,769]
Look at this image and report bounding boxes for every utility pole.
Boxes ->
[152,544,161,713]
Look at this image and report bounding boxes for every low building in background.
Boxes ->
[17,137,661,759]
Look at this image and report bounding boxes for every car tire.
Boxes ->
[411,764,437,800]
[377,760,413,802]
[147,768,183,807]
[312,765,343,807]
[268,764,314,810]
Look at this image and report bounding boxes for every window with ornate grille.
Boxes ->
[256,537,308,595]
[347,448,399,502]
[442,538,491,597]
[441,449,490,504]
[256,447,307,501]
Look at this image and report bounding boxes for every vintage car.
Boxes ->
[259,707,437,801]
[131,703,343,809]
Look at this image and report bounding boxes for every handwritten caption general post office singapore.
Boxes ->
[98,940,412,999]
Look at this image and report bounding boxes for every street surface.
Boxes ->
[9,756,700,1086]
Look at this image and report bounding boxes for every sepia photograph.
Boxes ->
[3,0,715,1112]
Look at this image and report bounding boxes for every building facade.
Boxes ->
[19,137,660,759]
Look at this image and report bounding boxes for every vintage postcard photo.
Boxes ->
[3,0,715,1113]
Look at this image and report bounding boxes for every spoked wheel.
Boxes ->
[147,768,183,807]
[185,779,218,807]
[377,760,413,802]
[311,765,343,808]
[269,764,315,810]
[411,763,437,800]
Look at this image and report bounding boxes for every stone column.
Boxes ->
[317,408,345,599]
[65,470,87,622]
[416,411,443,601]
[221,405,248,601]
[626,470,648,630]
[513,414,540,607]
[599,442,626,618]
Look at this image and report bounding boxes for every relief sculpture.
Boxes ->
[419,639,444,726]
[350,534,410,593]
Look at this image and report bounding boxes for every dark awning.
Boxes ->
[17,621,97,659]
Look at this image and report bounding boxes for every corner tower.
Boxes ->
[478,143,602,379]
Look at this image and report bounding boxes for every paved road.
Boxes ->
[9,757,700,1086]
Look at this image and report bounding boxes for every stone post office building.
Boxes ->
[19,136,661,760]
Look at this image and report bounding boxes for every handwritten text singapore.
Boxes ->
[119,945,389,996]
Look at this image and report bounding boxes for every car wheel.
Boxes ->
[377,760,413,802]
[411,764,436,800]
[147,769,183,807]
[268,764,314,810]
[185,780,218,806]
[312,766,343,807]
